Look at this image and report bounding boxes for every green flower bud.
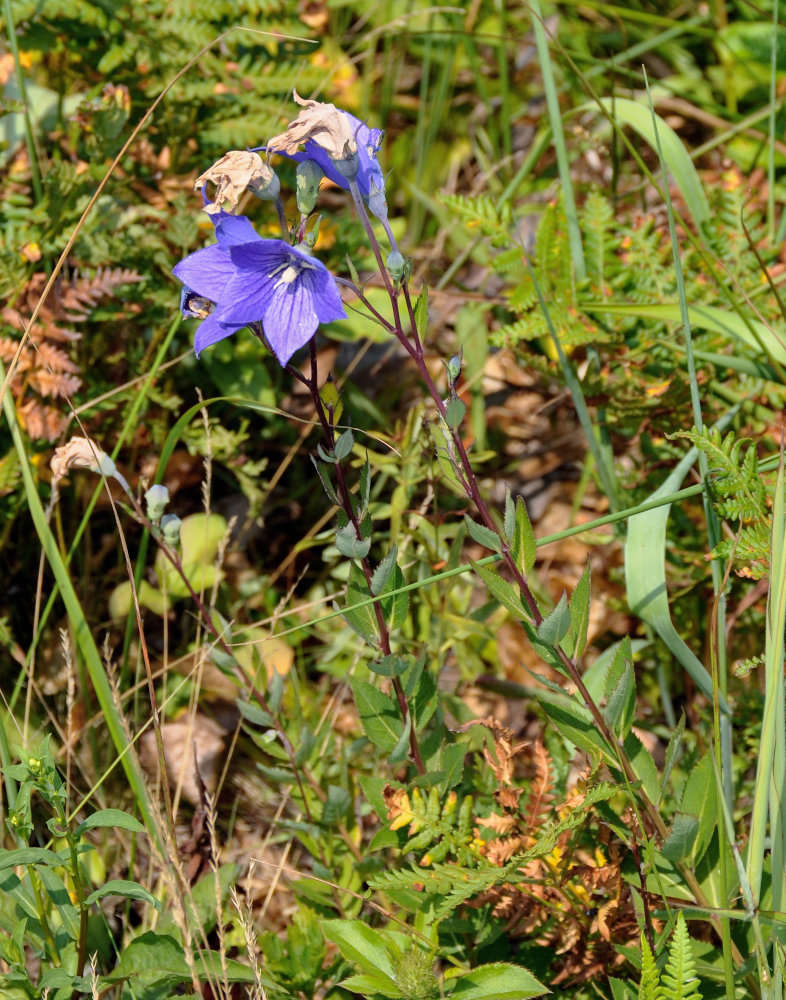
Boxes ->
[387,250,406,282]
[296,160,323,215]
[145,484,169,521]
[160,513,182,547]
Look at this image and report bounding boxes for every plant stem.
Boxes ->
[295,340,426,774]
[346,188,737,938]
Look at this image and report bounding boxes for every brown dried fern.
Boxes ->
[1,268,143,440]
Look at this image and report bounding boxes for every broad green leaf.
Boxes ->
[75,808,144,838]
[445,395,466,429]
[584,97,709,227]
[321,919,396,980]
[447,961,546,1000]
[389,711,413,766]
[537,592,571,646]
[85,879,161,910]
[472,560,527,619]
[334,428,355,461]
[322,785,352,825]
[107,931,257,988]
[512,497,536,576]
[0,848,62,870]
[341,972,403,997]
[350,678,403,752]
[371,545,398,596]
[156,513,227,598]
[540,699,612,759]
[412,669,438,730]
[379,564,409,630]
[428,418,466,495]
[603,636,635,740]
[414,285,429,342]
[342,563,379,645]
[680,753,717,864]
[369,654,410,678]
[623,731,660,805]
[335,523,371,560]
[237,700,274,728]
[661,814,699,862]
[566,561,591,659]
[463,515,501,553]
[36,865,79,940]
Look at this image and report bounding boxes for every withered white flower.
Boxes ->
[266,91,357,160]
[264,91,387,219]
[195,150,280,215]
[51,436,129,492]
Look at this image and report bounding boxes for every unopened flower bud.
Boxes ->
[145,484,169,521]
[367,178,388,220]
[387,250,406,282]
[160,513,182,546]
[332,144,360,181]
[447,350,463,386]
[304,215,321,249]
[296,159,323,215]
[248,164,280,202]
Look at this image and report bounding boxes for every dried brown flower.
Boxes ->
[267,90,357,159]
[195,150,278,215]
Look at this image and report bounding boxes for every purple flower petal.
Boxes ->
[173,215,345,365]
[173,244,236,301]
[213,212,263,246]
[263,281,321,364]
[309,269,346,324]
[193,311,243,356]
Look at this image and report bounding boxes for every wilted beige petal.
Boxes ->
[51,436,113,481]
[267,90,356,159]
[195,150,276,214]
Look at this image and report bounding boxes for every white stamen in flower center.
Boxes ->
[269,254,317,291]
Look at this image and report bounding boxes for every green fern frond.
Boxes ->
[658,913,701,1000]
[441,194,509,236]
[638,932,659,1000]
[669,426,768,524]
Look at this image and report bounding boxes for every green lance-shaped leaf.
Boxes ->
[603,636,635,740]
[341,563,379,645]
[414,285,429,342]
[445,961,547,999]
[566,560,591,659]
[537,592,571,646]
[350,678,403,752]
[472,560,527,619]
[625,446,729,714]
[371,544,398,596]
[333,427,355,461]
[444,394,466,430]
[511,496,536,576]
[75,808,145,838]
[321,919,397,981]
[463,514,502,553]
[85,879,161,910]
[379,563,409,630]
